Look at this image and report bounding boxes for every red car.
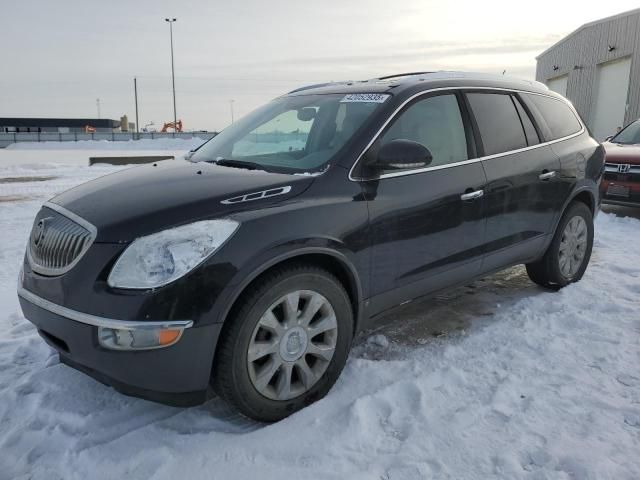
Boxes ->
[601,119,640,207]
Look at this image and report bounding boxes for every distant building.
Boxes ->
[536,8,640,140]
[0,118,122,133]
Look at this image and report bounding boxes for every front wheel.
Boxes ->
[212,265,353,422]
[526,201,594,288]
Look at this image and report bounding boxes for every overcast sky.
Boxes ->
[1,0,638,131]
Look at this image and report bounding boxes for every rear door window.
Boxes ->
[521,93,582,140]
[466,93,528,156]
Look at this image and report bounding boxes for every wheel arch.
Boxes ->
[571,189,595,215]
[556,186,597,230]
[539,185,596,259]
[219,248,364,336]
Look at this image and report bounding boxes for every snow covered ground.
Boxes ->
[1,152,639,480]
[0,137,204,168]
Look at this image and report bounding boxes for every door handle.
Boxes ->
[539,170,556,181]
[460,189,484,201]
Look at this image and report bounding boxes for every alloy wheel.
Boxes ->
[247,290,338,401]
[558,215,588,278]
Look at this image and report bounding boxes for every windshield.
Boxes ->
[611,120,640,145]
[191,93,385,174]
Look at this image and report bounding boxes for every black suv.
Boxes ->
[18,72,604,421]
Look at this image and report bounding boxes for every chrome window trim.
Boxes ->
[348,86,586,181]
[27,202,98,276]
[17,286,193,331]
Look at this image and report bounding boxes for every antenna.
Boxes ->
[96,98,101,118]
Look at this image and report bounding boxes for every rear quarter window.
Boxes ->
[521,93,582,141]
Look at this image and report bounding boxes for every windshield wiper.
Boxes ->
[213,158,265,171]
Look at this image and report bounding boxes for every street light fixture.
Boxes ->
[164,18,178,129]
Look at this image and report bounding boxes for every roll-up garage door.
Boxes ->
[591,57,632,141]
[546,74,568,97]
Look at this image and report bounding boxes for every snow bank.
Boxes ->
[5,137,207,151]
[0,149,191,168]
[1,157,639,479]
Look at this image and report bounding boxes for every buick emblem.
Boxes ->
[286,331,302,356]
[32,217,52,247]
[617,164,631,173]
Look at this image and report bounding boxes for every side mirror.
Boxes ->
[297,108,317,122]
[372,139,432,171]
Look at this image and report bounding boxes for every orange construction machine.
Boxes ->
[161,120,183,132]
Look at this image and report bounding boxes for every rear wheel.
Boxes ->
[212,264,353,422]
[526,201,593,288]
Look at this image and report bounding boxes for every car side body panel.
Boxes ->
[480,145,561,271]
[362,162,487,318]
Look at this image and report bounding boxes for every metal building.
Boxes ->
[536,8,640,141]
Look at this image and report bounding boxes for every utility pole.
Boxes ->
[134,77,139,136]
[165,18,178,127]
[96,98,101,118]
[230,99,235,124]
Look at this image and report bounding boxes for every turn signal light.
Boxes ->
[98,326,184,350]
[158,329,181,346]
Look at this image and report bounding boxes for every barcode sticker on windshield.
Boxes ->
[340,93,390,103]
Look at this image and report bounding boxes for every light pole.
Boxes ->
[165,18,177,128]
[230,99,235,124]
[133,77,139,136]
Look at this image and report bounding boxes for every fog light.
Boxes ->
[98,326,184,350]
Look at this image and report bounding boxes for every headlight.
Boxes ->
[107,219,239,289]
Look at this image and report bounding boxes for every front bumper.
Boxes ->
[18,287,222,406]
[602,198,640,208]
[601,170,640,207]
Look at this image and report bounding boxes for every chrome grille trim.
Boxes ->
[221,186,292,204]
[27,202,97,276]
[604,162,640,174]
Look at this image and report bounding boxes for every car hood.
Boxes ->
[50,160,315,242]
[603,142,640,165]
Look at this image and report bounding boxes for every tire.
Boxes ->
[212,264,353,422]
[526,201,594,289]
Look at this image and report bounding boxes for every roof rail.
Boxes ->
[376,71,433,81]
[287,82,339,94]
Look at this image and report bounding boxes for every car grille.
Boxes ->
[27,205,96,276]
[604,162,640,175]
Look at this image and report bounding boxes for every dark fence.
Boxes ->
[0,131,216,148]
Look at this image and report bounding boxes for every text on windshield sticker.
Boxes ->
[340,93,390,103]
